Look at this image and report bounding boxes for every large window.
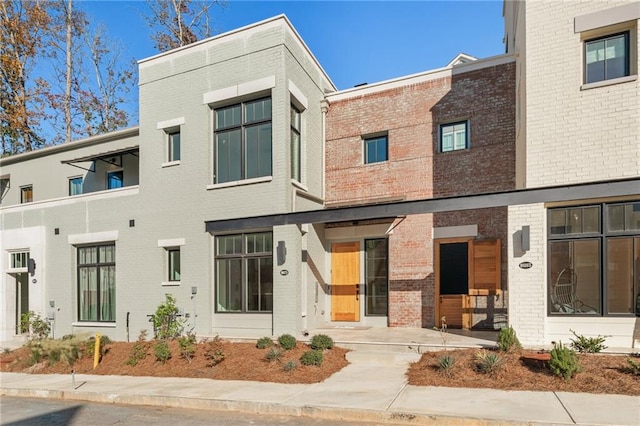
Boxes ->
[291,105,301,182]
[215,232,273,313]
[548,201,640,316]
[364,135,388,164]
[440,121,468,152]
[77,244,116,322]
[585,32,630,84]
[20,185,33,203]
[365,238,388,316]
[214,98,272,184]
[69,177,83,196]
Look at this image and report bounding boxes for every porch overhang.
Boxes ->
[204,177,640,233]
[61,146,139,171]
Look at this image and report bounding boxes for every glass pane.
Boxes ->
[107,171,123,189]
[215,104,241,129]
[365,239,388,315]
[377,137,387,161]
[290,106,300,130]
[100,265,116,321]
[216,258,242,312]
[453,124,467,150]
[216,235,242,255]
[246,232,272,254]
[79,267,98,321]
[549,240,600,314]
[567,208,582,234]
[169,249,181,281]
[99,245,115,263]
[169,132,180,162]
[247,257,273,311]
[21,186,33,203]
[441,131,453,152]
[607,204,625,232]
[69,178,83,196]
[624,203,640,231]
[291,130,301,181]
[215,129,241,183]
[607,238,633,314]
[79,247,97,265]
[585,39,605,83]
[244,123,272,179]
[582,206,600,233]
[549,209,567,235]
[604,35,627,80]
[244,98,272,123]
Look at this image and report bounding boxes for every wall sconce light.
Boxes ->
[49,300,55,308]
[27,258,36,276]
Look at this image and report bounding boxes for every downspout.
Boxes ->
[320,99,330,203]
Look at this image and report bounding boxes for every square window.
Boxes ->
[168,248,181,282]
[20,186,33,203]
[585,32,630,84]
[107,170,123,189]
[440,121,468,152]
[69,177,83,196]
[168,131,180,162]
[364,135,388,164]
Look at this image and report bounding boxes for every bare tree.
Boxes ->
[144,0,224,52]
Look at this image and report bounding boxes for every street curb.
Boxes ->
[1,387,533,425]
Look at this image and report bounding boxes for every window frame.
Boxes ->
[215,231,273,313]
[290,104,301,182]
[364,238,389,316]
[20,185,33,203]
[364,134,388,164]
[8,251,29,273]
[76,243,116,323]
[213,97,272,184]
[439,121,469,153]
[69,176,83,196]
[584,31,630,85]
[106,170,123,190]
[167,130,181,163]
[547,201,640,317]
[167,247,181,283]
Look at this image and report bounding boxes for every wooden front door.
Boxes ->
[331,242,360,321]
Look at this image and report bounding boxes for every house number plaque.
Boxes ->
[518,262,533,269]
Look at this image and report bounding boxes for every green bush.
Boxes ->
[151,294,184,340]
[126,330,149,366]
[474,350,504,376]
[569,329,608,353]
[20,311,51,340]
[310,334,334,350]
[28,347,42,366]
[40,338,82,366]
[256,336,274,349]
[153,340,171,364]
[283,360,298,373]
[85,335,111,359]
[264,347,283,363]
[178,334,196,362]
[549,341,581,380]
[278,334,297,350]
[48,348,61,365]
[436,354,456,377]
[203,337,225,367]
[496,326,522,352]
[300,349,323,366]
[625,358,640,376]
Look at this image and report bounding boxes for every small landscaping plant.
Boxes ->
[85,335,111,359]
[625,358,640,376]
[278,334,297,350]
[264,347,283,363]
[436,353,456,377]
[41,337,82,366]
[496,326,522,352]
[569,329,608,353]
[20,311,51,340]
[153,340,171,364]
[474,350,504,376]
[310,334,334,350]
[283,360,298,373]
[178,333,196,362]
[256,336,274,349]
[151,294,184,340]
[300,349,323,366]
[549,341,581,380]
[203,337,225,367]
[126,330,149,366]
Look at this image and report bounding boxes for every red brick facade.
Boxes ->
[325,61,516,328]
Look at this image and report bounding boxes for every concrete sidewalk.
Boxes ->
[1,351,638,425]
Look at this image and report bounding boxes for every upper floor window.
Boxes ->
[168,130,181,162]
[214,97,272,184]
[167,248,181,282]
[440,121,468,152]
[291,105,301,181]
[69,177,83,196]
[585,32,630,84]
[20,185,33,203]
[107,170,123,189]
[364,135,388,164]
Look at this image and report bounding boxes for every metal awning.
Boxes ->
[61,146,139,172]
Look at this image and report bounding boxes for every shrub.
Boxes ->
[436,354,456,377]
[126,331,149,366]
[496,326,522,352]
[625,358,640,376]
[28,347,43,366]
[549,341,581,380]
[569,329,608,353]
[203,337,225,367]
[40,337,82,366]
[278,334,297,350]
[283,360,298,373]
[300,349,323,366]
[20,311,51,340]
[178,334,196,362]
[151,294,184,340]
[256,336,274,349]
[48,348,61,365]
[264,347,283,363]
[85,335,111,359]
[474,350,504,376]
[310,334,334,350]
[153,341,171,364]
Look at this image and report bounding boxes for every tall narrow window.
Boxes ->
[215,232,273,313]
[440,121,468,152]
[77,243,116,322]
[168,248,181,282]
[107,170,123,189]
[69,177,83,196]
[585,32,629,84]
[20,185,33,203]
[365,238,388,316]
[168,131,181,162]
[364,135,388,164]
[290,105,301,181]
[214,98,272,184]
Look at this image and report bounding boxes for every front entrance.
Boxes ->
[331,242,360,321]
[436,239,501,329]
[14,273,29,334]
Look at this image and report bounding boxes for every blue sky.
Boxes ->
[81,0,506,90]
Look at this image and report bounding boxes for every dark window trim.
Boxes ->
[364,134,388,164]
[167,247,180,282]
[76,242,116,323]
[439,120,469,153]
[106,170,124,190]
[20,185,33,203]
[68,177,83,196]
[291,104,301,182]
[364,238,389,317]
[167,130,181,162]
[584,31,630,84]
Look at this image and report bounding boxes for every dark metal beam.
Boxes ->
[205,178,640,233]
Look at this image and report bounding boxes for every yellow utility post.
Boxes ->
[93,333,101,369]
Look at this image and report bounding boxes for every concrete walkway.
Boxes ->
[2,350,639,425]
